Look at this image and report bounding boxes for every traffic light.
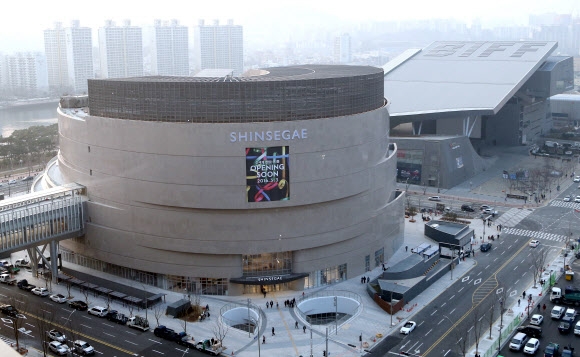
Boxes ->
[323,351,326,356]
[359,334,362,342]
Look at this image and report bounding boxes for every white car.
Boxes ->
[49,294,67,304]
[575,320,580,335]
[428,196,441,201]
[400,321,416,334]
[530,314,543,325]
[73,340,95,355]
[523,338,540,354]
[564,308,577,322]
[575,195,580,203]
[49,341,69,356]
[574,176,580,182]
[480,205,491,210]
[47,329,66,342]
[529,240,540,248]
[31,287,50,297]
[483,208,498,215]
[552,305,566,319]
[564,195,572,202]
[88,306,108,317]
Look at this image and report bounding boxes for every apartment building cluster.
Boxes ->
[0,19,244,98]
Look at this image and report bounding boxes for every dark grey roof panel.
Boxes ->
[384,41,557,116]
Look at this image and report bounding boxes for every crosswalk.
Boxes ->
[502,227,568,242]
[550,200,580,209]
[493,207,533,227]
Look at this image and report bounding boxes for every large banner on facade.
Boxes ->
[246,146,290,202]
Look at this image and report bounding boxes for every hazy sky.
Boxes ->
[1,0,579,52]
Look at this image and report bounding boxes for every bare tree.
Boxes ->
[486,299,497,339]
[153,304,164,327]
[105,293,113,312]
[8,295,28,352]
[65,281,72,299]
[472,304,485,357]
[34,304,55,357]
[497,285,509,328]
[452,324,470,357]
[212,317,229,347]
[43,270,52,291]
[81,286,90,306]
[127,302,136,318]
[530,248,548,288]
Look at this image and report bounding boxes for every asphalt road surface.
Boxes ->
[0,284,212,356]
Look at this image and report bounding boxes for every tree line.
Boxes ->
[0,124,58,172]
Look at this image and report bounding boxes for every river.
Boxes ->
[0,101,59,138]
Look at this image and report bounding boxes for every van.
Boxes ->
[509,332,529,351]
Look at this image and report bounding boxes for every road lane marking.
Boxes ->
[458,287,464,292]
[450,308,456,314]
[124,330,137,335]
[494,258,498,262]
[148,339,162,344]
[102,323,115,328]
[485,265,490,270]
[152,350,164,355]
[440,302,446,307]
[423,238,530,356]
[80,324,92,329]
[450,295,455,299]
[124,340,138,346]
[438,319,444,325]
[431,310,437,316]
[103,332,115,337]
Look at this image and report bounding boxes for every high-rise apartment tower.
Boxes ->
[151,19,189,76]
[98,20,143,79]
[194,19,243,76]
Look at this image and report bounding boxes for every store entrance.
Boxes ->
[243,283,289,295]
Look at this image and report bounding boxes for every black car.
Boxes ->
[177,335,196,348]
[68,300,88,311]
[461,204,475,212]
[516,325,542,338]
[559,321,572,334]
[480,243,492,252]
[106,311,128,325]
[154,326,180,341]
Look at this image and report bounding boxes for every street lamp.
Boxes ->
[249,310,261,357]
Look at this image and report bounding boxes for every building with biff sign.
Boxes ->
[45,65,405,296]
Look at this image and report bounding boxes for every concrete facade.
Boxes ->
[54,65,404,295]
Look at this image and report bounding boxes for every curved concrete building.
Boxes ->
[52,65,404,295]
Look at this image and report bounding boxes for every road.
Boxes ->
[379,182,580,357]
[0,284,212,356]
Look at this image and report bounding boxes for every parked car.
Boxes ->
[480,243,492,252]
[517,325,542,338]
[574,176,580,182]
[530,314,544,325]
[48,341,69,356]
[564,195,572,202]
[47,329,66,342]
[552,306,566,319]
[88,306,108,317]
[154,325,185,342]
[68,300,88,311]
[400,321,416,334]
[575,195,580,203]
[461,204,475,212]
[529,240,540,248]
[575,321,580,335]
[559,321,573,334]
[562,346,575,357]
[50,294,67,304]
[31,287,50,297]
[564,308,577,322]
[480,205,491,210]
[509,332,529,351]
[523,338,540,355]
[73,340,95,355]
[428,196,441,201]
[483,208,498,215]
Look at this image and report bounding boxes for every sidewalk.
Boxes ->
[6,147,567,356]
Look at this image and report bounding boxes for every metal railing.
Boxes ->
[296,290,362,335]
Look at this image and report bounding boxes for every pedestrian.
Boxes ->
[367,276,370,283]
[405,245,408,252]
[272,327,275,336]
[206,304,209,311]
[303,325,306,333]
[295,321,299,329]
[523,291,526,299]
[262,335,265,344]
[276,301,279,309]
[497,234,500,240]
[266,302,269,309]
[543,304,546,312]
[518,299,521,307]
[270,301,273,308]
[263,291,267,298]
[537,303,540,311]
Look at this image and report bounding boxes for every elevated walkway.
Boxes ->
[0,183,86,279]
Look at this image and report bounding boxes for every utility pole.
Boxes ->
[310,328,313,357]
[325,327,329,357]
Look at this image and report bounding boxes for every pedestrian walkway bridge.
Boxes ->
[0,183,85,257]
